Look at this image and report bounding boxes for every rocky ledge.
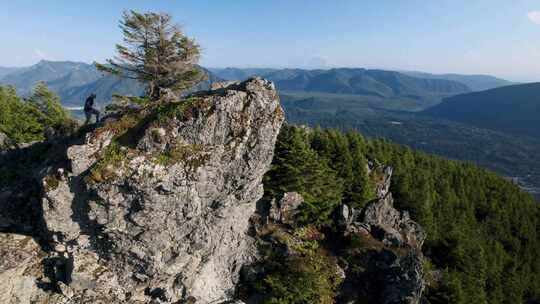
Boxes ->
[0,78,284,303]
[252,163,427,304]
[337,164,426,304]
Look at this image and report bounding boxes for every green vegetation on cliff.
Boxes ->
[369,138,539,304]
[263,125,540,304]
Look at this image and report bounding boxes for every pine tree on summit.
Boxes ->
[96,10,205,101]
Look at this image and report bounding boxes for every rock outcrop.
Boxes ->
[338,165,426,304]
[340,166,426,250]
[0,78,284,303]
[0,234,52,304]
[249,164,427,304]
[267,192,304,225]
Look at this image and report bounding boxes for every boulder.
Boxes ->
[268,192,304,225]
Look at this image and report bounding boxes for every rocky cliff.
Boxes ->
[0,77,428,304]
[0,78,284,303]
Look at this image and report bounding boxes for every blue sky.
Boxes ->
[2,0,540,81]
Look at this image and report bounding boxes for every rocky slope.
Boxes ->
[336,165,426,304]
[244,163,427,303]
[0,78,284,303]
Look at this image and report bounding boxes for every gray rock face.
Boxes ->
[0,234,49,304]
[362,192,426,249]
[268,192,304,225]
[343,166,426,249]
[3,78,284,303]
[379,251,425,304]
[340,165,426,304]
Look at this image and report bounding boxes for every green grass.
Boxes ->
[87,142,127,184]
[86,97,211,183]
[154,143,209,168]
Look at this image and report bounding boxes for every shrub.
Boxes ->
[261,247,342,304]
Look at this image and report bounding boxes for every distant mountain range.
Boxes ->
[207,68,277,81]
[0,66,25,79]
[210,67,514,92]
[0,60,145,106]
[402,71,514,91]
[210,68,472,110]
[2,62,516,110]
[0,60,220,107]
[424,83,540,140]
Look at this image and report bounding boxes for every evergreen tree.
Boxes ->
[97,10,205,101]
[345,132,375,208]
[0,84,71,143]
[0,86,42,143]
[28,81,70,129]
[264,126,343,225]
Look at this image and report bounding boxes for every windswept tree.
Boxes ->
[97,10,205,101]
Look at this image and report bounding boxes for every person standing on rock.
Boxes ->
[83,93,100,124]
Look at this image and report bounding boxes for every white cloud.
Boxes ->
[527,11,540,25]
[33,48,49,60]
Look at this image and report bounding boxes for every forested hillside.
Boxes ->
[211,68,471,110]
[403,71,513,91]
[424,83,540,139]
[284,108,540,198]
[262,125,540,303]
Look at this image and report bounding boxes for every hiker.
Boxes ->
[84,93,100,124]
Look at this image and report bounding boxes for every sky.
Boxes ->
[2,0,540,81]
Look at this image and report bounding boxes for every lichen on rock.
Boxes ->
[1,77,283,303]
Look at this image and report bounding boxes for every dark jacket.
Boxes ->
[84,96,95,112]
